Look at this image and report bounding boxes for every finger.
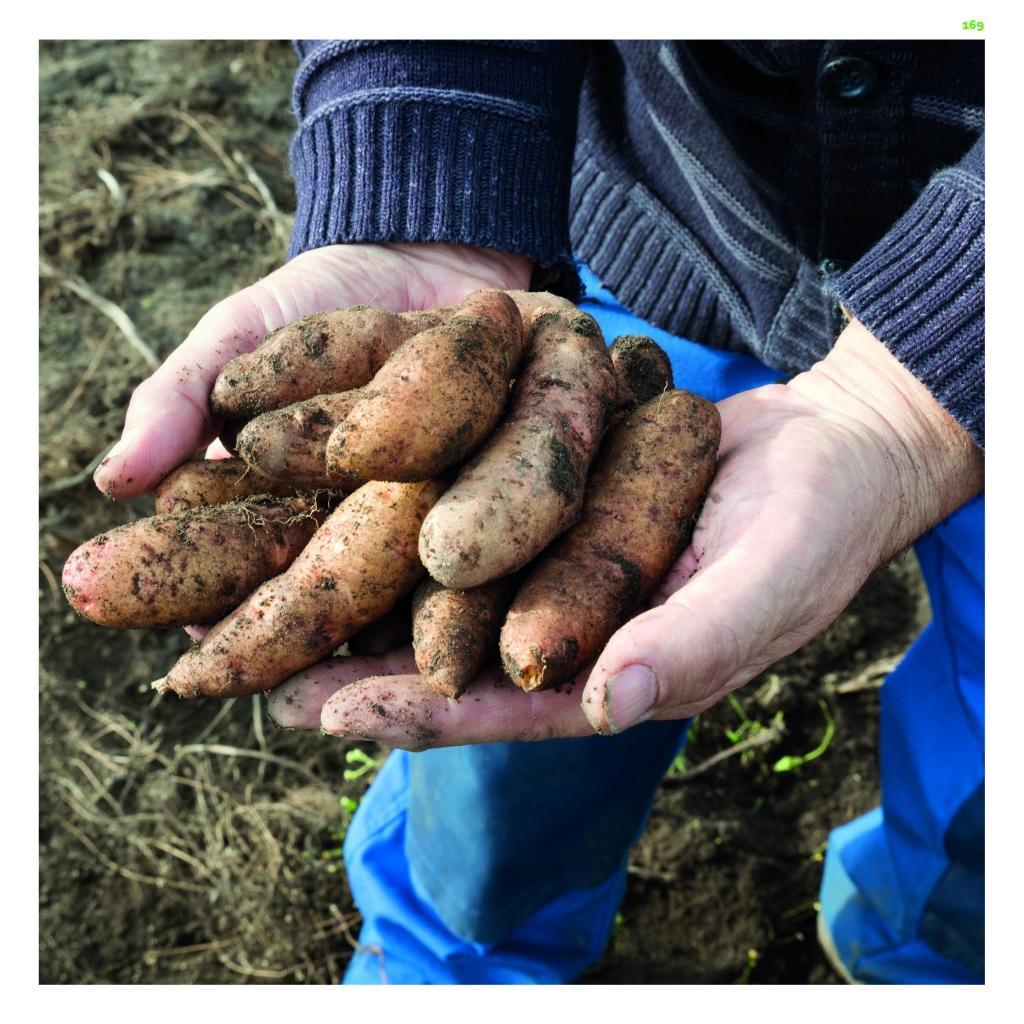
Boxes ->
[94,290,276,499]
[267,648,418,730]
[320,666,594,751]
[581,546,791,735]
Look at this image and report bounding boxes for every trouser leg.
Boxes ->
[343,722,687,984]
[819,495,984,983]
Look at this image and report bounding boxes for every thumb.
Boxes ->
[581,549,786,735]
[93,290,272,499]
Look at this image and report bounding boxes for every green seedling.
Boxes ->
[736,947,760,984]
[322,753,382,862]
[724,695,752,743]
[773,700,835,773]
[343,747,383,782]
[320,795,363,863]
[724,696,784,765]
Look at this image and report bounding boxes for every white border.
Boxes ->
[20,0,1014,1011]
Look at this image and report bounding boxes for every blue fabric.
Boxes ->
[576,266,786,403]
[404,721,688,944]
[343,751,633,984]
[819,493,984,983]
[288,40,587,285]
[920,781,984,974]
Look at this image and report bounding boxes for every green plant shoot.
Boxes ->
[343,747,383,782]
[773,700,835,773]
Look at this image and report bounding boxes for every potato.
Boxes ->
[411,577,513,698]
[62,496,328,629]
[153,458,296,513]
[419,307,616,587]
[210,306,451,419]
[236,391,361,489]
[500,390,721,691]
[505,289,576,331]
[325,290,523,487]
[159,479,445,699]
[609,335,674,414]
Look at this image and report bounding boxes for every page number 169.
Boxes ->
[962,19,985,30]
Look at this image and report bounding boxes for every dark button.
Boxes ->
[819,56,878,102]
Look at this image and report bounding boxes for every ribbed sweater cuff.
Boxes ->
[828,165,985,449]
[289,94,579,297]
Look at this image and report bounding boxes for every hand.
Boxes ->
[268,319,983,748]
[92,242,532,499]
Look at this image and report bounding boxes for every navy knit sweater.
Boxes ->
[288,41,984,448]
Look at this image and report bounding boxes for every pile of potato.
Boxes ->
[62,290,721,703]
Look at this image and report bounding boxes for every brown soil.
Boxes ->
[39,40,929,985]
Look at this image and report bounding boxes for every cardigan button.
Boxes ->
[819,56,878,101]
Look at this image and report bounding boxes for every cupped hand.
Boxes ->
[92,242,532,499]
[268,319,983,749]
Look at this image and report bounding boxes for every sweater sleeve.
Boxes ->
[827,134,985,449]
[288,40,589,296]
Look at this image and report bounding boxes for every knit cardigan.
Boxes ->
[287,41,985,448]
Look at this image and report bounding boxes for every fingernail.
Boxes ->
[604,664,658,734]
[94,429,139,482]
[103,429,138,465]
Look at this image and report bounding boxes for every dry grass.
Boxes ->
[40,654,380,984]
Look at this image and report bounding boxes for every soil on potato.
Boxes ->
[39,40,929,984]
